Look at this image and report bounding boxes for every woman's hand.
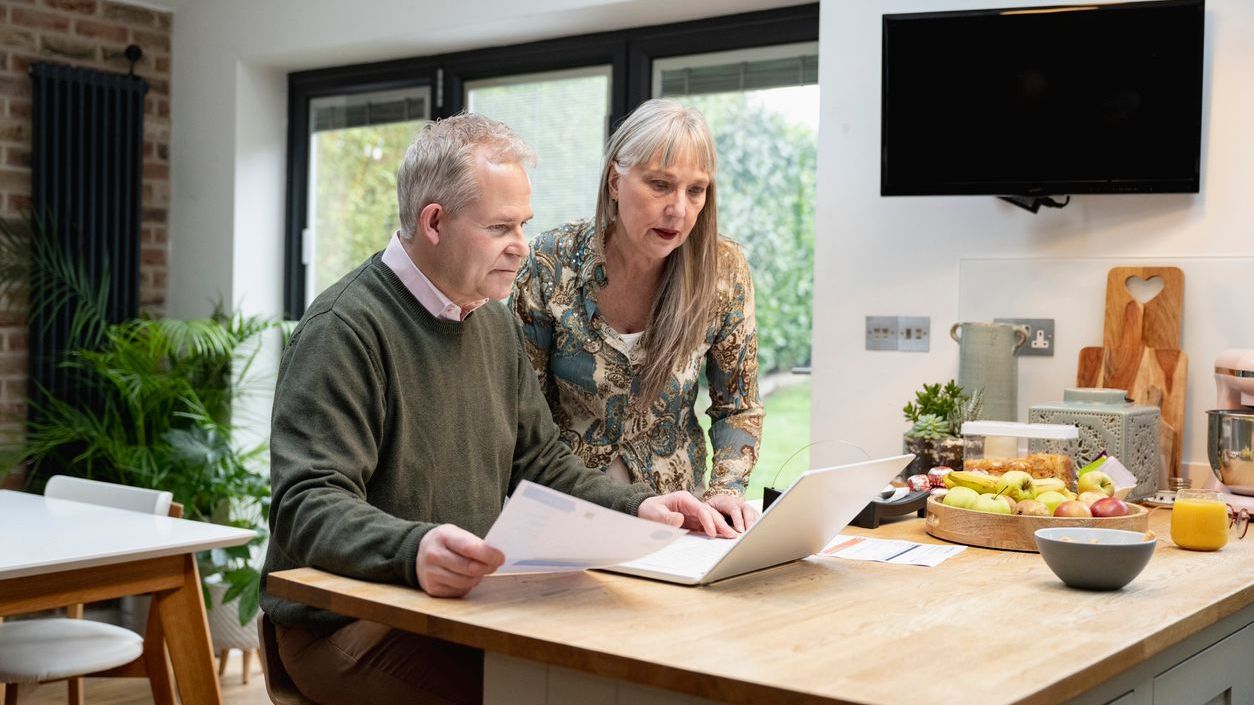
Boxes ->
[638,491,737,538]
[704,494,759,533]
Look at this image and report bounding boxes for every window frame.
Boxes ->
[282,3,818,319]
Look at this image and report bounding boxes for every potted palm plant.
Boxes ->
[0,215,276,631]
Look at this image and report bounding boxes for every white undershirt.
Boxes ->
[618,330,645,353]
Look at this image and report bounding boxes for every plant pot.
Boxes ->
[902,436,964,477]
[204,579,259,654]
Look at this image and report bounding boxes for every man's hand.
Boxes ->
[638,491,737,538]
[704,493,759,533]
[416,524,505,598]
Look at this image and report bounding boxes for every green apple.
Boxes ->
[1076,470,1115,497]
[943,486,980,509]
[1078,491,1108,507]
[996,470,1036,502]
[973,493,1013,514]
[1014,499,1051,517]
[1036,491,1068,514]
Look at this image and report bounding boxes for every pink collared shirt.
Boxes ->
[381,232,486,321]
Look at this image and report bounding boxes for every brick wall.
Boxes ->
[0,0,172,444]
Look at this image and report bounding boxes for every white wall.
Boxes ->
[813,0,1254,472]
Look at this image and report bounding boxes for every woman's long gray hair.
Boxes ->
[594,99,720,408]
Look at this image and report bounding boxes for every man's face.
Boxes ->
[434,154,533,305]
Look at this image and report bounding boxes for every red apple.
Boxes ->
[1053,500,1093,518]
[1090,497,1130,518]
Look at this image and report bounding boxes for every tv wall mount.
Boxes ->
[999,195,1071,214]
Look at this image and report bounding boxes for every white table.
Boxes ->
[0,489,255,705]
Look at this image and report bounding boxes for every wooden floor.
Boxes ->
[17,650,271,705]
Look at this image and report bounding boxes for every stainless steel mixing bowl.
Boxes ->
[1208,409,1254,496]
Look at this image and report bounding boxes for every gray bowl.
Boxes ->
[1034,527,1156,591]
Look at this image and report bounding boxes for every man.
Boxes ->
[260,113,734,705]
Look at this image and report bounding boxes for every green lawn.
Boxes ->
[699,380,812,501]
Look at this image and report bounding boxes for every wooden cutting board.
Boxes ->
[1076,266,1187,481]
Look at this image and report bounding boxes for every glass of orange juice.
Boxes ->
[1171,489,1229,551]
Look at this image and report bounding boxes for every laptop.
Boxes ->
[604,454,914,585]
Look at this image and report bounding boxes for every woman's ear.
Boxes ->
[607,162,621,200]
[418,203,443,246]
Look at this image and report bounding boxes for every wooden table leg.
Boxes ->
[144,593,178,705]
[153,555,223,705]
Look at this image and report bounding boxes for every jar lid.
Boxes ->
[1063,388,1130,404]
[960,420,1079,439]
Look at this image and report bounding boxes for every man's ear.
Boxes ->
[418,203,444,246]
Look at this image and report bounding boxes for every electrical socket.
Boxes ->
[994,318,1055,357]
[865,316,898,351]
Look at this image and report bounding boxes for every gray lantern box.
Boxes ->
[1028,388,1161,501]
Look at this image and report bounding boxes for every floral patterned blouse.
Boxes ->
[510,220,763,498]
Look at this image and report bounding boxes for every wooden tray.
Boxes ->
[924,496,1151,552]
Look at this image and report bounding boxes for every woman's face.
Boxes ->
[607,152,709,264]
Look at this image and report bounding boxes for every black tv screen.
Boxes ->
[881,0,1204,197]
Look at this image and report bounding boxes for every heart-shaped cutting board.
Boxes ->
[1077,266,1187,481]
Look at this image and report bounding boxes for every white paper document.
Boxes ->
[818,534,965,567]
[484,481,686,575]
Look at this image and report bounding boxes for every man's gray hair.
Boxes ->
[396,113,536,240]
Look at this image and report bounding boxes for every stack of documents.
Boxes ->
[484,481,686,574]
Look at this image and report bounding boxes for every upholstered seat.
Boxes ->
[0,618,144,683]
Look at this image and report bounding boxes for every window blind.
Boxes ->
[659,55,818,97]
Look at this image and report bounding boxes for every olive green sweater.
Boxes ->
[260,254,655,629]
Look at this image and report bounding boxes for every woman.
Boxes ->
[511,99,763,531]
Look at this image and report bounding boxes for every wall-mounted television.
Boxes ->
[881,0,1204,198]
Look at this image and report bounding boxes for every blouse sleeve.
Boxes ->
[703,241,765,498]
[510,246,555,395]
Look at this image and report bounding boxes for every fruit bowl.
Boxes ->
[1034,527,1156,590]
[924,496,1150,552]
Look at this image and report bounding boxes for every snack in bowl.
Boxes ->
[1034,527,1156,590]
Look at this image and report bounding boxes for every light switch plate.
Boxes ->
[897,316,930,352]
[994,318,1055,357]
[865,316,898,351]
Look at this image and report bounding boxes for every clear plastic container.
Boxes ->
[960,420,1080,482]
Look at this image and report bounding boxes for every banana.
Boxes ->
[945,471,1000,494]
[1033,478,1067,496]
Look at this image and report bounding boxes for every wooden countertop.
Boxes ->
[268,510,1254,705]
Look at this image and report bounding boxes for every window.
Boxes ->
[466,66,611,236]
[285,5,818,318]
[655,43,819,494]
[304,87,430,307]
[284,5,819,495]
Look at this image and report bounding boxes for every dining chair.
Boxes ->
[257,614,318,705]
[0,476,179,705]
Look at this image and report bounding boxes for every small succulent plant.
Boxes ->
[903,380,970,439]
[906,413,952,441]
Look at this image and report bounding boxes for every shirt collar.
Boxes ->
[382,231,487,322]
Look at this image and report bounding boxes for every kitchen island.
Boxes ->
[268,509,1254,705]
